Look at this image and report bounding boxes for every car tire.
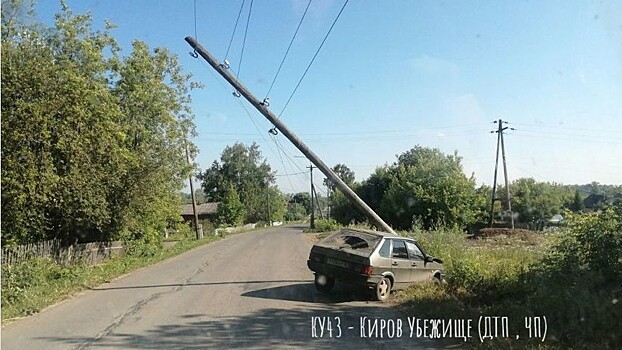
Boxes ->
[433,273,447,285]
[374,277,391,302]
[314,274,335,293]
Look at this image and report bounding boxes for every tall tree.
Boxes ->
[199,143,275,223]
[509,178,573,225]
[216,184,245,226]
[290,192,312,214]
[330,146,481,230]
[1,2,198,245]
[323,163,355,191]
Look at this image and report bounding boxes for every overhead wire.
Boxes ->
[269,133,297,193]
[236,0,254,78]
[196,58,313,193]
[193,0,198,41]
[264,0,313,99]
[277,0,350,118]
[224,0,246,62]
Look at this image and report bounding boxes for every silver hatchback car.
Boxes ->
[307,228,444,301]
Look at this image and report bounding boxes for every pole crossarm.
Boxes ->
[185,36,395,234]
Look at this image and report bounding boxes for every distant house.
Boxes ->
[583,194,606,210]
[181,202,219,222]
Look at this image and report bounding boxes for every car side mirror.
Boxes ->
[425,256,443,264]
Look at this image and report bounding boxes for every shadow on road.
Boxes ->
[242,282,371,304]
[38,304,442,349]
[89,280,312,291]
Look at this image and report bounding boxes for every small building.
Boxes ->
[181,202,219,222]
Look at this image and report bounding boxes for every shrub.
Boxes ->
[305,219,340,233]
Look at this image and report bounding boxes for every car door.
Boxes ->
[405,240,430,283]
[390,239,413,287]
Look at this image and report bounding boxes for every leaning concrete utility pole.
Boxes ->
[185,36,395,234]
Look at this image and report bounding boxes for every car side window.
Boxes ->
[405,241,424,260]
[391,240,408,259]
[378,239,391,258]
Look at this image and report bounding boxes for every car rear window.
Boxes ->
[320,230,382,255]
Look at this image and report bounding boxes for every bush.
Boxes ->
[398,209,622,348]
[305,219,340,233]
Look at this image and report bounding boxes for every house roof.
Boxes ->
[181,202,219,216]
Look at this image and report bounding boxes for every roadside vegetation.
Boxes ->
[394,207,621,349]
[1,226,242,322]
[2,1,198,247]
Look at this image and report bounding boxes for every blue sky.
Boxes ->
[36,0,622,194]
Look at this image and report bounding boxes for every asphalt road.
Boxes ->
[2,225,441,349]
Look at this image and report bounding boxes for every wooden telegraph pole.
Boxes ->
[308,164,315,229]
[185,37,396,234]
[185,143,203,239]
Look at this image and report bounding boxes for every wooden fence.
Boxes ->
[1,239,125,266]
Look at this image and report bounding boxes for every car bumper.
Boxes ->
[307,260,383,287]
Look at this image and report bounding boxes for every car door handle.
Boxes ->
[411,263,418,267]
[392,262,398,266]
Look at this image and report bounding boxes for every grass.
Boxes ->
[1,234,223,323]
[394,225,621,349]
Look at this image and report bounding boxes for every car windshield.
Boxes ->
[320,230,382,255]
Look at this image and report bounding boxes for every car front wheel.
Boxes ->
[314,274,335,293]
[374,277,391,302]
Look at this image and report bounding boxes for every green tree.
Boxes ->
[265,186,287,222]
[216,184,245,226]
[199,143,275,223]
[1,2,197,245]
[290,192,311,214]
[509,178,573,226]
[111,40,196,243]
[323,163,355,191]
[570,188,584,212]
[285,202,307,221]
[381,147,479,230]
[330,147,480,230]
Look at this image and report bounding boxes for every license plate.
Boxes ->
[326,257,349,268]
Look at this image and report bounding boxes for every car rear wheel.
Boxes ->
[374,277,391,302]
[433,273,446,285]
[314,274,335,293]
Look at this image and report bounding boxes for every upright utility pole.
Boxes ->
[327,183,331,220]
[308,164,315,229]
[489,119,514,229]
[185,143,203,239]
[185,36,396,234]
[500,125,514,229]
[312,185,324,220]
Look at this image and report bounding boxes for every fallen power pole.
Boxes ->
[185,36,395,234]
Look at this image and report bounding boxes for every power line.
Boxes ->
[264,0,313,99]
[277,0,350,118]
[224,0,246,62]
[237,0,254,78]
[511,122,622,134]
[193,0,198,42]
[204,122,490,136]
[270,133,296,193]
[194,57,288,171]
[274,170,307,177]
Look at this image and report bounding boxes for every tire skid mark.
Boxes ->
[75,261,209,350]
